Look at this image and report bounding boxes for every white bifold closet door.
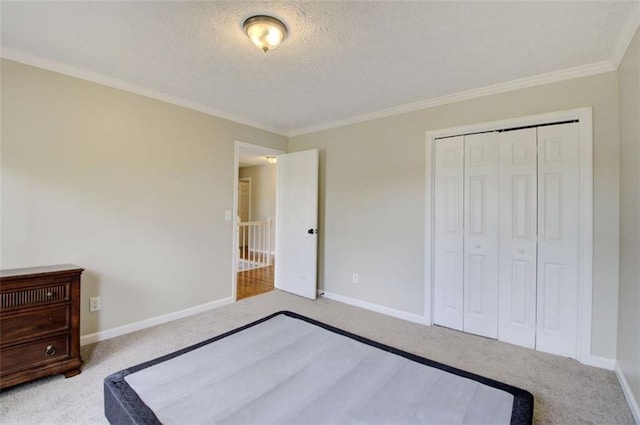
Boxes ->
[498,128,538,349]
[463,133,499,338]
[433,136,464,331]
[433,122,581,359]
[433,133,499,338]
[536,123,580,358]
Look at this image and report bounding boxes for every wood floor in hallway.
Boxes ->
[237,264,274,300]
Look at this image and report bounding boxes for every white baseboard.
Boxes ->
[616,362,640,424]
[321,291,426,325]
[582,355,616,370]
[80,297,234,345]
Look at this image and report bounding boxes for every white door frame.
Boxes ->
[424,107,593,364]
[232,141,284,301]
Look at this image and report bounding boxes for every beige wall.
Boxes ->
[290,71,621,359]
[617,27,640,408]
[0,59,287,336]
[0,55,627,363]
[239,163,277,246]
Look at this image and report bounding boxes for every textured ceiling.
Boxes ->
[1,1,639,136]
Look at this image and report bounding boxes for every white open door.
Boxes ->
[275,149,319,299]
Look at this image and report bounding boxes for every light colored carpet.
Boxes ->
[0,290,635,424]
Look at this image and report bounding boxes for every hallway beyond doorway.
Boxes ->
[237,261,274,300]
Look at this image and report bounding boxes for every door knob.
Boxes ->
[307,228,318,234]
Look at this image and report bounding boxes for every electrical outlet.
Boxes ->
[89,296,102,312]
[352,273,359,284]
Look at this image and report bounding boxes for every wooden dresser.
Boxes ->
[0,264,83,389]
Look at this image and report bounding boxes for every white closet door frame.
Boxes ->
[424,107,593,365]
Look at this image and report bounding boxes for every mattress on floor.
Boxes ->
[104,311,533,425]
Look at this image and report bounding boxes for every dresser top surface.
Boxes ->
[0,264,84,280]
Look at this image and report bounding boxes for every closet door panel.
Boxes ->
[433,137,464,331]
[463,133,499,338]
[498,128,537,348]
[536,122,580,358]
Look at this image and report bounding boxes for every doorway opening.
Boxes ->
[233,142,283,301]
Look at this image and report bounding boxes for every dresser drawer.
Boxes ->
[0,334,69,375]
[1,282,69,309]
[0,265,82,389]
[1,305,70,345]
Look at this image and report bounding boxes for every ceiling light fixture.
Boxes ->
[266,156,278,164]
[243,15,288,52]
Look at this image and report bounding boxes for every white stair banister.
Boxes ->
[237,218,272,271]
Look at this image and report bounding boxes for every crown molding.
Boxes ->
[288,60,616,137]
[610,3,640,68]
[0,47,620,140]
[0,47,287,137]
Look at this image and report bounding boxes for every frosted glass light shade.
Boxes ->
[243,15,287,52]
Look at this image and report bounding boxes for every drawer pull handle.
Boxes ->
[46,291,53,297]
[45,345,56,356]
